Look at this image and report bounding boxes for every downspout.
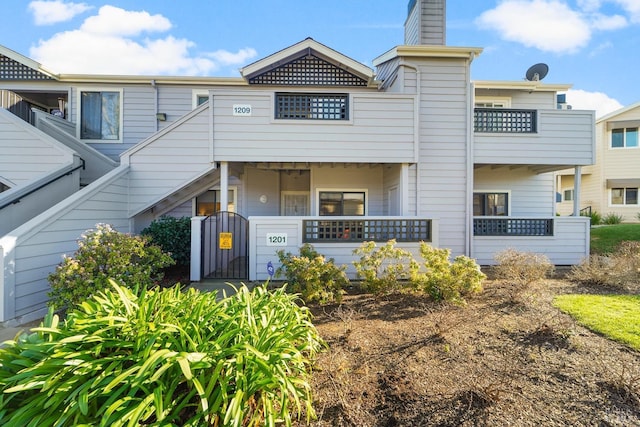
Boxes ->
[151,80,158,132]
[398,60,421,216]
[466,53,477,258]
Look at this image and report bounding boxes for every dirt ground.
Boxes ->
[300,276,640,426]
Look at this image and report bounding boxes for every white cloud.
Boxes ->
[476,0,592,54]
[614,0,640,23]
[80,5,171,37]
[28,0,92,25]
[28,5,257,76]
[590,13,628,30]
[565,89,623,118]
[207,48,258,66]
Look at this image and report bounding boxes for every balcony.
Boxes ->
[473,108,595,169]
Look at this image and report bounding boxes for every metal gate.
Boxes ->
[201,211,249,279]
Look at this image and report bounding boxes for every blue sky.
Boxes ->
[2,0,639,117]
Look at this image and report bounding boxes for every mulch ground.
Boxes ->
[299,278,640,426]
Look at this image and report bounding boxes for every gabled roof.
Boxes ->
[0,45,58,81]
[240,38,376,87]
[596,100,640,124]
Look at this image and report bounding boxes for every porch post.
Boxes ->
[400,163,409,215]
[573,166,582,216]
[190,216,206,281]
[220,161,229,211]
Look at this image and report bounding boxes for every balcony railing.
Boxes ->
[303,218,431,243]
[473,218,553,236]
[474,108,537,133]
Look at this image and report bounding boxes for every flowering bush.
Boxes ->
[47,224,174,310]
[352,239,419,295]
[276,244,348,304]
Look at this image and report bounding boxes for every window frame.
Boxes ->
[274,92,350,122]
[610,127,639,149]
[474,96,511,108]
[316,189,367,216]
[76,87,123,143]
[563,189,574,202]
[193,90,209,108]
[610,187,639,206]
[193,186,238,216]
[473,191,510,216]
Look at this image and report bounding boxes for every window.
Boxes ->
[319,191,365,216]
[79,90,121,141]
[474,192,508,216]
[474,97,511,108]
[0,182,9,193]
[563,189,574,202]
[275,93,348,120]
[195,188,236,215]
[611,128,638,148]
[611,187,639,205]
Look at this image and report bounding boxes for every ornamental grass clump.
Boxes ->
[0,282,324,426]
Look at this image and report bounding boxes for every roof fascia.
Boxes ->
[596,100,640,124]
[373,45,483,66]
[473,80,572,92]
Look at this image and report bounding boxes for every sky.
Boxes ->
[2,0,639,118]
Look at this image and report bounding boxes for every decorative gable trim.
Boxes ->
[0,46,58,81]
[241,38,375,87]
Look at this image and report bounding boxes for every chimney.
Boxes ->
[404,0,446,45]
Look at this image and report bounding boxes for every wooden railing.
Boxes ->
[303,218,431,243]
[473,218,553,236]
[474,108,537,133]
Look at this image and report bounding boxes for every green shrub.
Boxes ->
[276,244,348,304]
[352,239,419,295]
[588,211,602,225]
[412,243,485,305]
[0,282,324,426]
[569,241,640,291]
[141,216,191,266]
[492,249,554,286]
[47,224,174,310]
[603,212,624,225]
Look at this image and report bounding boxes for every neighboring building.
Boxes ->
[0,0,594,324]
[557,101,640,222]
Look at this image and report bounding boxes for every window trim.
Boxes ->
[273,92,352,123]
[473,190,511,216]
[563,189,574,202]
[76,87,123,143]
[316,188,367,216]
[192,186,238,216]
[474,96,511,108]
[610,127,639,149]
[193,90,209,108]
[609,187,639,206]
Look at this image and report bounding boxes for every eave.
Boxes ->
[474,80,572,92]
[373,45,483,66]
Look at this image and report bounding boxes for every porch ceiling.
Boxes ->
[244,162,387,170]
[474,164,583,174]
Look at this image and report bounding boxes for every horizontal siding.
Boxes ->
[4,169,130,321]
[474,109,595,165]
[0,109,73,185]
[211,91,416,163]
[473,217,590,265]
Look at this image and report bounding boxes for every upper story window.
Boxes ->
[473,192,509,216]
[79,89,121,142]
[275,93,348,120]
[474,97,511,108]
[563,189,574,202]
[611,128,638,148]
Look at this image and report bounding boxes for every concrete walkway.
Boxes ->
[0,280,257,347]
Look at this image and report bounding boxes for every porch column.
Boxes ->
[220,161,229,211]
[401,163,409,215]
[573,166,582,216]
[190,216,206,281]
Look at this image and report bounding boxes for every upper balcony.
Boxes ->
[473,108,595,171]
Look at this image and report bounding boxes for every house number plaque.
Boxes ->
[232,104,252,116]
[266,233,287,246]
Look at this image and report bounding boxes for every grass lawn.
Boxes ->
[590,223,640,254]
[553,294,640,351]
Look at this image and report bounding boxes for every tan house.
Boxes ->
[557,101,640,222]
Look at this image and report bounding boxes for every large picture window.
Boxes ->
[474,192,508,216]
[275,93,348,120]
[80,90,121,141]
[611,128,638,148]
[611,187,639,205]
[195,189,236,215]
[319,191,365,216]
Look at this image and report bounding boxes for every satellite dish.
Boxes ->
[525,63,549,81]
